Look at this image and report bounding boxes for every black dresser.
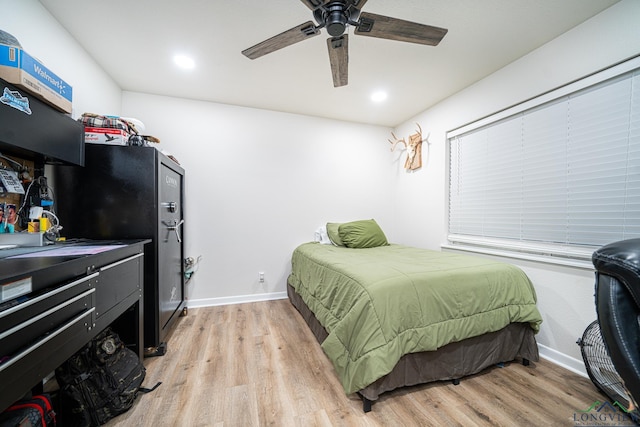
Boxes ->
[0,239,149,412]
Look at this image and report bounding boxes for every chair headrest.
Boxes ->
[593,238,640,308]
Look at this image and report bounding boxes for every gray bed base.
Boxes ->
[287,283,539,413]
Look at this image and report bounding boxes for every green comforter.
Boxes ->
[287,243,543,395]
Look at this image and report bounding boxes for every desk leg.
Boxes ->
[135,299,144,361]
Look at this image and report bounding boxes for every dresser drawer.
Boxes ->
[0,273,98,362]
[0,305,95,388]
[94,253,143,320]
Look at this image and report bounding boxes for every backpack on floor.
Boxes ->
[55,328,160,426]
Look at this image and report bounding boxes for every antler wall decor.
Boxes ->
[389,123,424,171]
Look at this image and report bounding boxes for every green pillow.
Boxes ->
[338,219,388,249]
[326,222,345,246]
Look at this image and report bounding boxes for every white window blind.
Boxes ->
[448,60,640,261]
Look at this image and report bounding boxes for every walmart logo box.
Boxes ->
[0,43,72,113]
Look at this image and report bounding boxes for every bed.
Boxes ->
[286,221,543,412]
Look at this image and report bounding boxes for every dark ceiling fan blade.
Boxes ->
[299,0,332,11]
[346,0,368,9]
[242,21,320,59]
[355,12,448,46]
[327,35,348,87]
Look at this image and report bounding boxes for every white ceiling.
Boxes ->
[39,0,619,127]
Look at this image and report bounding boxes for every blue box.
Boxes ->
[0,43,72,113]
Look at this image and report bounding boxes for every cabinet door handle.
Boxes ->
[100,253,144,272]
[163,219,184,243]
[0,288,95,340]
[0,272,99,320]
[0,308,95,373]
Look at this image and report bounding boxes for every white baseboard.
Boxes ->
[538,343,588,378]
[186,295,590,380]
[186,291,288,308]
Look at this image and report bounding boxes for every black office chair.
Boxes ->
[594,238,640,410]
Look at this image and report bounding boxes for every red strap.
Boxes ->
[33,395,56,425]
[33,395,53,412]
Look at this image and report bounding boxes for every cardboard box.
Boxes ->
[0,43,72,113]
[84,127,130,145]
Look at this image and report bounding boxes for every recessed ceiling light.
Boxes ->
[173,54,195,70]
[371,90,388,103]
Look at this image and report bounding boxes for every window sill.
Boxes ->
[441,243,595,270]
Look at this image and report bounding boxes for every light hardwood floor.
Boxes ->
[104,300,609,427]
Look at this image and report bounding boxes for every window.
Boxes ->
[447,57,640,265]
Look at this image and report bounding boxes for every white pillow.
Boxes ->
[313,225,332,245]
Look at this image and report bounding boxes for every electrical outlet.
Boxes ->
[259,272,265,283]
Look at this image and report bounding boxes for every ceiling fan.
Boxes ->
[241,0,448,88]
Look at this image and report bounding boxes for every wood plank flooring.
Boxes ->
[104,300,611,427]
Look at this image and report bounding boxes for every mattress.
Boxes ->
[287,243,543,395]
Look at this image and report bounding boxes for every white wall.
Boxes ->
[0,0,121,117]
[121,92,394,305]
[7,0,639,374]
[392,0,640,373]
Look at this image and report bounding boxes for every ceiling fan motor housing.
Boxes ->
[315,2,361,37]
[327,9,347,36]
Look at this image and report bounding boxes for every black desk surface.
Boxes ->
[0,239,150,310]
